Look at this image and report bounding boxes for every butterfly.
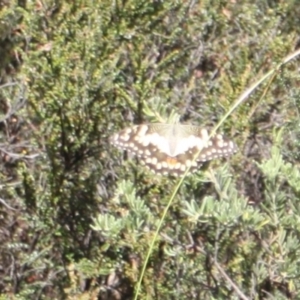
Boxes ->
[110,123,237,176]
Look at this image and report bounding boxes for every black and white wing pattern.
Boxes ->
[110,123,237,176]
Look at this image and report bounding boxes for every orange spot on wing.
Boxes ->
[166,157,179,165]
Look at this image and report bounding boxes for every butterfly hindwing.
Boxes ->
[110,123,237,175]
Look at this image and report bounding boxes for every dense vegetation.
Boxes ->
[0,0,300,299]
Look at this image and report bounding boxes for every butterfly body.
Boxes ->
[110,123,237,176]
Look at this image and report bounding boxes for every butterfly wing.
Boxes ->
[182,125,237,162]
[110,124,237,175]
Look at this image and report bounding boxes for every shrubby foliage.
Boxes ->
[0,0,299,299]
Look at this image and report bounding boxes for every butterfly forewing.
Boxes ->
[110,123,237,175]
